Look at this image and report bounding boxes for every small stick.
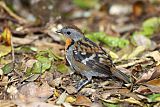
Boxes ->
[0,1,28,24]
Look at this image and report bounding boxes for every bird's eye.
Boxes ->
[67,31,71,35]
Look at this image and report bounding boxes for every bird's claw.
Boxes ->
[75,79,90,92]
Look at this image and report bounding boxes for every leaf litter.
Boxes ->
[0,0,160,107]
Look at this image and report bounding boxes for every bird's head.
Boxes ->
[56,26,84,42]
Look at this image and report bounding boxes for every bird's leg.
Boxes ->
[75,77,92,91]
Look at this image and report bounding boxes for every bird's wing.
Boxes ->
[72,37,130,83]
[73,37,113,76]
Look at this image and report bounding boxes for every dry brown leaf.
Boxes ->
[146,51,160,62]
[101,96,144,106]
[80,88,96,95]
[1,27,11,46]
[134,85,151,94]
[18,101,61,107]
[12,82,54,105]
[144,78,160,93]
[144,84,160,93]
[41,72,54,83]
[66,85,77,94]
[116,57,153,68]
[12,37,34,45]
[74,95,92,106]
[123,97,143,106]
[34,40,64,55]
[50,77,62,87]
[62,102,73,107]
[38,83,54,98]
[146,78,160,86]
[136,65,160,83]
[150,65,160,79]
[136,70,153,83]
[56,91,68,105]
[101,88,130,99]
[0,100,16,107]
[0,76,8,86]
[90,103,103,107]
[121,93,142,101]
[133,1,144,17]
[135,82,160,94]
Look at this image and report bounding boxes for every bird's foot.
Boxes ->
[75,79,91,92]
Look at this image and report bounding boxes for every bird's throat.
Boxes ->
[65,38,73,50]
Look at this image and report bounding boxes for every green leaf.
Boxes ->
[57,64,69,73]
[102,102,118,107]
[0,45,11,58]
[73,0,98,9]
[2,62,14,74]
[143,17,160,29]
[36,56,51,73]
[36,50,63,61]
[30,61,42,74]
[147,94,160,102]
[26,50,64,75]
[86,32,129,48]
[15,46,37,53]
[128,46,145,59]
[36,50,53,73]
[140,17,160,37]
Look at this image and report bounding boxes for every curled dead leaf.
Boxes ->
[73,96,92,106]
[134,85,152,94]
[56,91,68,105]
[133,1,145,17]
[136,65,160,83]
[146,78,160,87]
[144,84,160,93]
[1,27,12,46]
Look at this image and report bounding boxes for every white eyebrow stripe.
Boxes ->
[81,54,96,65]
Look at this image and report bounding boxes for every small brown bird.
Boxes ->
[56,25,130,91]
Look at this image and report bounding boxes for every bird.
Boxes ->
[56,25,130,91]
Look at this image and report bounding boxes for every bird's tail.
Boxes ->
[111,67,130,84]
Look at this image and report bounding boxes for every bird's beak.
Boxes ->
[56,29,62,34]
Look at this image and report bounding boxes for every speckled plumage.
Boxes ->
[56,26,130,91]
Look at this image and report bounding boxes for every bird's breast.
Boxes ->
[66,45,74,67]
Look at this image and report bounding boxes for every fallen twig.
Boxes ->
[0,1,28,24]
[116,57,154,68]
